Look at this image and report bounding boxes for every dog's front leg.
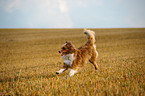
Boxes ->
[69,69,77,76]
[56,64,68,74]
[56,68,66,74]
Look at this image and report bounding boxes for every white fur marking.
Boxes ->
[56,68,66,74]
[93,44,98,57]
[69,69,77,76]
[59,43,67,52]
[62,43,66,47]
[62,54,75,67]
[93,45,96,50]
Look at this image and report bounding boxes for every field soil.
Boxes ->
[0,28,145,95]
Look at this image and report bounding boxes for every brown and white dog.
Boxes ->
[56,29,98,76]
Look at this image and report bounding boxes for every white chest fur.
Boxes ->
[62,54,75,66]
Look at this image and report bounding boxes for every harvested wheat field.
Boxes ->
[0,28,145,95]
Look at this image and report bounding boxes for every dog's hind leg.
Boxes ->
[89,48,99,72]
[89,59,98,72]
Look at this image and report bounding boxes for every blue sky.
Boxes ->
[0,0,145,28]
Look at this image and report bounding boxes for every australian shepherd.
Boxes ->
[56,29,98,76]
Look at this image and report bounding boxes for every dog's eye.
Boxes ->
[62,47,66,50]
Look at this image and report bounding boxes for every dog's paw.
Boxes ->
[69,69,77,76]
[56,69,66,74]
[56,71,60,74]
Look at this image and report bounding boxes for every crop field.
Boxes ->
[0,28,145,95]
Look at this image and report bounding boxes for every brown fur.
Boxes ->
[57,29,98,75]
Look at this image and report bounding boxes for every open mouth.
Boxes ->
[59,50,67,56]
[61,52,66,56]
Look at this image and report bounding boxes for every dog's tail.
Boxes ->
[84,28,95,45]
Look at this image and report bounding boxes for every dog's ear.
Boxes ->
[67,43,71,47]
[66,41,72,44]
[66,42,72,47]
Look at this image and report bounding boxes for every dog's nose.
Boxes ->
[58,51,61,53]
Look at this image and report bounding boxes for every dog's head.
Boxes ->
[59,41,76,56]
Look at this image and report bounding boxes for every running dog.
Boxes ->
[56,29,98,76]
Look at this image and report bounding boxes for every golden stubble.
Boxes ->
[0,28,145,95]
